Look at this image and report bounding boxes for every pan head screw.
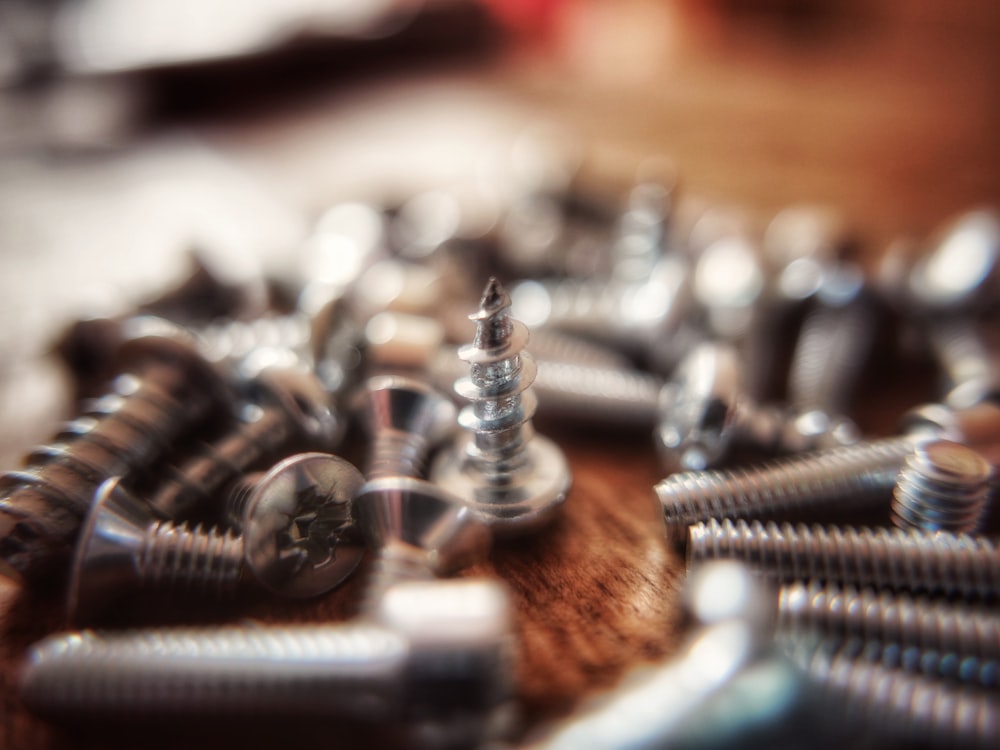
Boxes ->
[432,278,571,534]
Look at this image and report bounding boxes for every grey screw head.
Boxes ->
[353,477,491,576]
[242,452,365,598]
[360,374,457,447]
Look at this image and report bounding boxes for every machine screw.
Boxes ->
[687,518,1000,602]
[890,439,992,533]
[791,638,999,749]
[149,359,344,521]
[778,581,1000,687]
[67,452,365,624]
[432,278,571,534]
[0,318,232,585]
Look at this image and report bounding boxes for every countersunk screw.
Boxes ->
[778,581,1000,687]
[432,278,571,535]
[790,638,999,749]
[0,317,232,586]
[149,358,344,521]
[890,439,992,533]
[67,451,365,624]
[687,518,1000,602]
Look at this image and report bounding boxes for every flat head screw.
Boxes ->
[890,439,993,533]
[432,278,571,535]
[0,317,233,586]
[67,452,365,624]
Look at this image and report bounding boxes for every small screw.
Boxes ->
[890,439,992,533]
[688,518,1000,602]
[433,278,571,534]
[67,452,365,624]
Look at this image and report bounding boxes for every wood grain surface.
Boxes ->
[1,2,999,748]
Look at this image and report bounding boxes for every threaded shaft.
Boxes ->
[366,431,431,481]
[362,544,436,614]
[138,521,244,597]
[891,439,992,533]
[526,329,631,369]
[796,641,1000,748]
[928,318,994,395]
[658,437,913,528]
[20,623,408,720]
[688,518,1000,601]
[196,313,312,366]
[779,581,1000,658]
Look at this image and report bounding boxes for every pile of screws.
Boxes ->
[2,171,999,748]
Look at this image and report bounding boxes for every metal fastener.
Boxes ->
[688,518,1000,602]
[432,278,571,534]
[67,451,365,623]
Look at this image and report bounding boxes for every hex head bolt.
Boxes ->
[0,318,232,586]
[890,439,992,533]
[432,278,571,535]
[353,375,490,612]
[778,581,1000,687]
[67,452,365,624]
[20,579,514,747]
[687,518,1000,602]
[149,361,344,521]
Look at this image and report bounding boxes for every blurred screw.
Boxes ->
[0,318,232,586]
[433,278,571,534]
[67,452,365,624]
[688,518,1000,602]
[890,439,992,533]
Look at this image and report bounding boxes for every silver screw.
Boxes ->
[149,361,344,520]
[778,581,1000,687]
[927,317,999,408]
[432,278,571,534]
[790,638,1000,749]
[20,579,514,747]
[67,451,365,624]
[890,439,992,533]
[687,518,1000,602]
[0,317,232,586]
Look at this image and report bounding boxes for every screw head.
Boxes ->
[242,452,365,597]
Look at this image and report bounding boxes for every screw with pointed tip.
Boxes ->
[688,518,1000,602]
[432,278,571,535]
[0,317,233,586]
[67,451,365,624]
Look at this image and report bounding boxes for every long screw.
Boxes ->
[688,518,1000,602]
[0,319,231,585]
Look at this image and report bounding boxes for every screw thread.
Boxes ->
[928,318,994,394]
[362,544,436,614]
[526,329,631,369]
[366,431,430,480]
[197,313,312,366]
[658,437,913,527]
[688,518,1000,601]
[20,624,408,720]
[796,641,1000,748]
[138,521,244,596]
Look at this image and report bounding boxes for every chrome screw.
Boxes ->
[0,318,232,585]
[890,439,992,533]
[927,318,999,408]
[66,452,365,624]
[688,518,1000,602]
[432,278,571,534]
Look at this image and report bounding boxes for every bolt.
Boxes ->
[149,358,344,521]
[0,317,232,586]
[353,375,489,612]
[67,451,365,624]
[20,579,515,747]
[687,518,1000,602]
[790,638,999,749]
[432,278,571,534]
[778,581,1000,687]
[890,439,992,533]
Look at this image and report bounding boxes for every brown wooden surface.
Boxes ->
[2,2,1000,748]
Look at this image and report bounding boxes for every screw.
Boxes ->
[790,638,999,749]
[432,278,571,534]
[778,581,1000,687]
[890,439,992,533]
[0,318,232,586]
[149,359,344,521]
[67,451,365,624]
[20,579,514,747]
[927,317,999,408]
[687,518,1000,602]
[353,375,490,612]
